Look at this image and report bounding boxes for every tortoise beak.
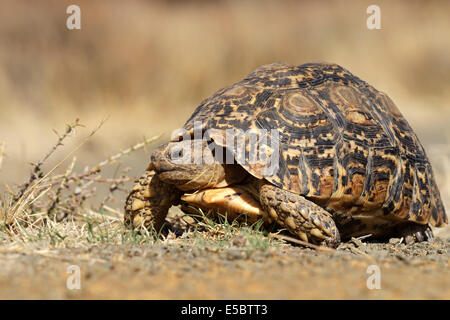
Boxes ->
[146,163,154,171]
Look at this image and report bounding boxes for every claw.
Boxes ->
[396,223,433,244]
[414,231,424,242]
[425,229,434,241]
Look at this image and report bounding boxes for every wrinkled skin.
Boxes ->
[150,140,247,191]
[124,140,249,233]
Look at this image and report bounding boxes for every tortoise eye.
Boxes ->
[169,145,184,160]
[174,148,184,159]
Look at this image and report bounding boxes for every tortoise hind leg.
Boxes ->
[124,171,182,233]
[395,222,434,244]
[259,183,340,248]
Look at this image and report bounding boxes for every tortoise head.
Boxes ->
[148,140,246,192]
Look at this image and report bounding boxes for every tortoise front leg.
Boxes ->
[259,183,340,248]
[124,171,182,233]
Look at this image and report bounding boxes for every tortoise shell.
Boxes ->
[179,62,447,228]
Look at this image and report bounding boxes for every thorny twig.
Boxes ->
[269,232,336,252]
[13,119,83,203]
[2,117,161,232]
[47,156,77,220]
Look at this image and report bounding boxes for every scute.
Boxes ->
[181,62,447,228]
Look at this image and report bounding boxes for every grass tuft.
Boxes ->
[0,119,161,248]
[177,206,283,252]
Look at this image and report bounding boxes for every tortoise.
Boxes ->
[124,62,448,247]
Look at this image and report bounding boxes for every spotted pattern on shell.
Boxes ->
[180,62,447,229]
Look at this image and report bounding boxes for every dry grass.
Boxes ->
[0,120,164,248]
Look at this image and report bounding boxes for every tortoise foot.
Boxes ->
[395,223,433,244]
[259,183,341,248]
[124,171,182,233]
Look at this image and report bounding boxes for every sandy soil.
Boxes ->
[0,236,447,300]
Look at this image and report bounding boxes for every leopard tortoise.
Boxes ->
[124,62,447,247]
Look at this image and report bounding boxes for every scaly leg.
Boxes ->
[259,183,340,247]
[124,171,182,232]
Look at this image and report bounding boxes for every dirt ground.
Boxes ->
[0,233,448,300]
[0,0,449,301]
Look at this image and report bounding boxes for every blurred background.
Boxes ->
[0,0,449,232]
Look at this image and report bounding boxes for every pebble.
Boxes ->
[226,248,246,260]
[389,238,402,245]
